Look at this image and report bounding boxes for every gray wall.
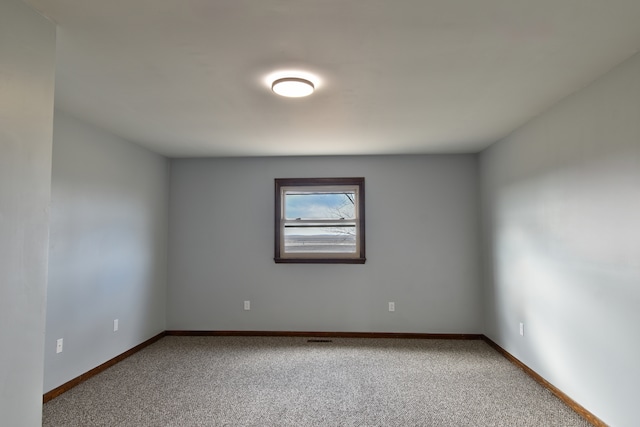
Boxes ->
[44,110,169,392]
[168,155,481,333]
[0,0,56,425]
[480,52,640,427]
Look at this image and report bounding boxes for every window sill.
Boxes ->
[274,257,366,264]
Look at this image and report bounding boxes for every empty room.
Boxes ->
[2,1,639,426]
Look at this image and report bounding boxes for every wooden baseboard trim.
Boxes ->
[165,330,484,340]
[43,331,166,403]
[481,336,606,427]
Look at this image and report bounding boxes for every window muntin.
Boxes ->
[274,178,365,264]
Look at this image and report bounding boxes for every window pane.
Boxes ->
[284,226,356,253]
[284,192,355,220]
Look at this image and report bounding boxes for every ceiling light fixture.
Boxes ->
[271,77,315,98]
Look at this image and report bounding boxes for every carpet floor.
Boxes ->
[43,336,592,426]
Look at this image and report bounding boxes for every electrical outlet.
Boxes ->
[114,319,119,332]
[388,302,395,312]
[56,338,63,354]
[519,322,524,336]
[244,300,250,311]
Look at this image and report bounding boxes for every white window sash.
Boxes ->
[280,185,360,258]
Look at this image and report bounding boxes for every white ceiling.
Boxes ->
[26,0,640,157]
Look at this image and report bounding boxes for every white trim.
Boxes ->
[279,185,361,259]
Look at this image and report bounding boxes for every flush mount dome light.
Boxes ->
[271,77,315,97]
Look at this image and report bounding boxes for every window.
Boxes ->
[274,177,365,264]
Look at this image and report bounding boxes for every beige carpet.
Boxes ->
[43,336,592,426]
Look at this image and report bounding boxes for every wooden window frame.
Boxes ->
[274,177,366,264]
